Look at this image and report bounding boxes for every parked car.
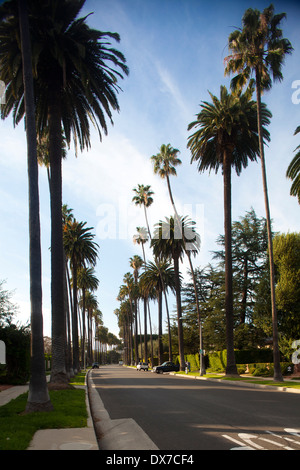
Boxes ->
[136,362,149,371]
[92,362,99,369]
[153,361,179,374]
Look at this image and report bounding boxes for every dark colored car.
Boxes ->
[92,362,99,369]
[153,361,179,374]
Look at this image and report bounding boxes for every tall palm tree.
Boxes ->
[117,276,135,365]
[84,290,98,364]
[133,227,153,362]
[9,0,52,412]
[115,300,132,365]
[130,255,144,363]
[151,144,181,212]
[78,266,99,367]
[93,308,103,362]
[132,186,155,360]
[286,126,300,204]
[224,4,292,381]
[0,0,128,385]
[187,85,271,376]
[139,259,175,365]
[132,184,154,239]
[63,220,98,372]
[132,186,175,362]
[152,216,199,371]
[133,227,149,261]
[151,143,204,374]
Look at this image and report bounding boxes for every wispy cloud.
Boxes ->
[154,61,192,125]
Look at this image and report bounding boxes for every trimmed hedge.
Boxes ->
[208,349,274,371]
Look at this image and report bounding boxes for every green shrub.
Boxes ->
[237,364,247,374]
[252,364,272,377]
[208,350,227,372]
[0,324,30,384]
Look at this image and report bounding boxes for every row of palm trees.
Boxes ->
[0,0,128,411]
[0,2,295,415]
[116,5,294,382]
[115,146,202,373]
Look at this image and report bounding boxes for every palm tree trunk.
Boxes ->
[255,68,283,382]
[81,287,86,368]
[18,0,52,412]
[142,207,155,365]
[163,291,172,362]
[187,252,205,375]
[158,290,163,364]
[223,149,238,376]
[72,261,80,373]
[173,255,185,371]
[134,299,138,365]
[143,298,148,362]
[167,175,203,372]
[66,260,74,376]
[49,93,68,385]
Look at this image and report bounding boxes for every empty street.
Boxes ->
[91,365,300,451]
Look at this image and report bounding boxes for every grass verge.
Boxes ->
[0,373,88,450]
[175,371,300,389]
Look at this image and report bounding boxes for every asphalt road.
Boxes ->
[92,365,300,451]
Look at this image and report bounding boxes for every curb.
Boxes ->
[168,372,300,393]
[88,369,158,450]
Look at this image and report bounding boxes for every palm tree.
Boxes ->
[133,227,153,362]
[286,126,300,204]
[187,85,271,376]
[115,300,132,365]
[84,291,98,364]
[0,0,128,384]
[224,4,292,381]
[151,144,181,213]
[132,186,175,362]
[132,185,155,360]
[132,185,154,238]
[117,276,136,365]
[133,227,149,261]
[152,216,199,371]
[151,143,204,374]
[93,308,103,362]
[130,255,144,363]
[139,259,175,365]
[63,220,98,372]
[9,0,52,412]
[78,266,99,367]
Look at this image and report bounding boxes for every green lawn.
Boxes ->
[0,376,88,450]
[175,371,300,389]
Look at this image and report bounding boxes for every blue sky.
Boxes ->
[0,0,299,340]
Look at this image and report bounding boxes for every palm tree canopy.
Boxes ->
[286,126,300,204]
[139,259,176,298]
[224,4,293,92]
[151,143,181,179]
[63,219,99,268]
[37,128,67,168]
[130,255,144,279]
[84,290,98,311]
[133,227,149,246]
[152,215,200,261]
[77,266,99,292]
[187,85,271,176]
[132,184,154,208]
[0,0,129,150]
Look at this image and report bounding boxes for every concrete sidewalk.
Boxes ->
[0,372,99,451]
